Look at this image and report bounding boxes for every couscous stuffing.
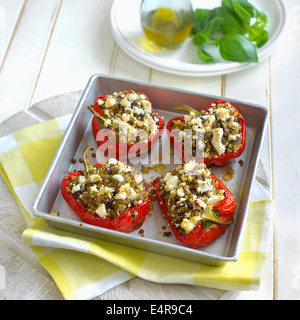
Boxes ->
[155,160,225,236]
[171,102,243,159]
[96,90,161,145]
[66,158,148,219]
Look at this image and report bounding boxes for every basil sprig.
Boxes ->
[190,0,269,63]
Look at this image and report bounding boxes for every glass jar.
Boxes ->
[140,0,193,49]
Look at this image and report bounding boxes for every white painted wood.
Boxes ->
[0,0,62,124]
[225,60,273,300]
[225,61,272,192]
[151,70,222,96]
[31,0,116,105]
[0,0,25,67]
[111,45,151,82]
[269,0,300,300]
[2,0,300,300]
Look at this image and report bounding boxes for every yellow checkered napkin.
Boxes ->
[0,116,272,300]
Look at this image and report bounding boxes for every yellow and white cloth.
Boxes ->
[0,115,272,300]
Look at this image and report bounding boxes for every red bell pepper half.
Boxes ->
[152,175,236,248]
[167,100,246,166]
[88,93,165,159]
[61,147,151,233]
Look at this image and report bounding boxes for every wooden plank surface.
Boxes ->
[224,61,273,300]
[0,0,62,123]
[0,0,298,300]
[270,0,300,300]
[0,0,25,67]
[31,0,116,105]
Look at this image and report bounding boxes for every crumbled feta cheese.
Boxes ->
[177,187,185,198]
[164,173,179,191]
[71,184,80,193]
[126,92,138,101]
[229,122,240,130]
[181,215,201,233]
[121,164,131,173]
[89,185,99,194]
[104,109,110,116]
[193,198,207,209]
[190,118,197,126]
[132,106,144,115]
[89,174,102,182]
[197,180,213,193]
[204,115,215,128]
[197,139,204,148]
[96,203,107,218]
[179,131,186,140]
[207,194,224,204]
[183,161,196,172]
[113,174,124,183]
[115,183,138,200]
[120,98,131,108]
[108,158,118,165]
[147,116,158,132]
[99,185,115,198]
[97,99,104,106]
[105,97,116,108]
[78,176,86,183]
[121,113,130,122]
[215,107,230,120]
[134,174,143,184]
[126,186,137,200]
[184,114,192,122]
[196,117,202,126]
[104,118,111,127]
[115,191,126,200]
[211,128,226,155]
[141,100,151,113]
[228,134,237,141]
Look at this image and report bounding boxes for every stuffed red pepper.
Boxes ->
[167,100,246,166]
[61,147,151,232]
[153,160,236,248]
[88,90,165,159]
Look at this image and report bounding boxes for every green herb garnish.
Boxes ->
[201,208,234,229]
[190,0,269,63]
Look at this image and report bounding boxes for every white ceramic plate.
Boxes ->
[110,0,287,76]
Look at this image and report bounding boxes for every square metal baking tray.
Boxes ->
[32,74,269,266]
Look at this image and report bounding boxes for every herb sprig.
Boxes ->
[190,0,269,63]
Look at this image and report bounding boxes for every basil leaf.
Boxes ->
[202,220,215,229]
[224,0,269,26]
[212,7,243,34]
[194,16,226,44]
[219,33,258,62]
[202,16,226,41]
[191,9,213,35]
[190,0,268,63]
[198,46,215,62]
[248,25,269,47]
[257,11,269,26]
[231,0,252,26]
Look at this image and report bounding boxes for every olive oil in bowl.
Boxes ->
[140,2,193,49]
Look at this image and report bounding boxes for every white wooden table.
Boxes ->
[0,0,299,300]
